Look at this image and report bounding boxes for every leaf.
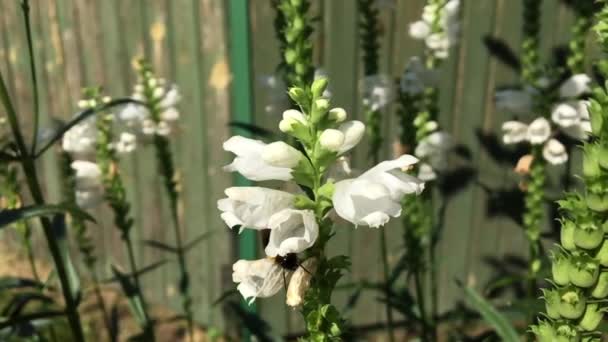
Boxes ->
[142,240,177,253]
[0,277,43,291]
[103,260,168,284]
[212,289,239,306]
[228,121,277,140]
[462,284,520,342]
[183,231,216,252]
[2,292,53,317]
[51,214,81,303]
[34,98,142,158]
[483,36,521,71]
[0,310,64,331]
[0,203,95,229]
[110,266,147,328]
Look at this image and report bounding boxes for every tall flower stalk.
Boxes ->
[220,77,424,339]
[530,6,608,340]
[129,59,195,338]
[78,88,155,340]
[357,1,395,340]
[276,0,314,89]
[520,0,545,289]
[399,1,460,339]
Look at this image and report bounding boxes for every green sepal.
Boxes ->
[294,194,316,210]
[292,157,315,189]
[595,240,608,266]
[573,221,604,250]
[568,254,599,288]
[551,252,571,286]
[542,288,562,319]
[591,271,608,298]
[578,303,604,331]
[558,287,586,319]
[562,220,578,251]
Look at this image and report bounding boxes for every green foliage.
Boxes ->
[463,285,520,342]
[276,0,314,89]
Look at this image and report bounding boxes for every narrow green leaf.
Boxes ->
[142,240,177,253]
[110,266,147,328]
[183,231,216,252]
[0,310,65,331]
[103,260,167,284]
[51,214,81,303]
[0,277,43,291]
[463,285,520,342]
[0,203,95,228]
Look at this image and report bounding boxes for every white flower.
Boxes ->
[361,74,393,111]
[71,160,103,209]
[156,121,171,136]
[142,119,156,135]
[160,107,180,122]
[262,141,304,168]
[279,109,308,133]
[319,129,345,152]
[328,107,347,123]
[75,187,104,209]
[232,258,286,304]
[265,209,318,257]
[114,132,137,154]
[119,104,149,126]
[501,121,528,144]
[217,187,294,231]
[159,85,181,109]
[62,117,97,155]
[336,121,365,154]
[559,74,591,98]
[332,155,424,227]
[495,89,533,114]
[543,139,568,165]
[286,258,318,307]
[400,57,438,95]
[71,160,102,189]
[223,136,295,181]
[551,102,581,128]
[526,117,551,145]
[414,131,452,171]
[417,163,437,181]
[409,20,431,39]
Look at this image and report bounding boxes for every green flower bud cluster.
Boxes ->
[531,69,608,342]
[358,0,380,76]
[277,0,314,89]
[522,0,542,84]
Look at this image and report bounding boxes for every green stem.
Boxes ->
[0,61,85,342]
[413,269,430,341]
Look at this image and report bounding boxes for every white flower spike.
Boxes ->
[265,209,319,257]
[217,187,294,231]
[232,258,286,304]
[332,155,424,227]
[223,136,295,181]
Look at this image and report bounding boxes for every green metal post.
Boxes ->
[228,0,258,328]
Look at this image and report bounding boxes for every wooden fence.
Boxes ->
[0,0,589,337]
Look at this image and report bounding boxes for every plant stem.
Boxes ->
[0,55,86,342]
[413,268,430,341]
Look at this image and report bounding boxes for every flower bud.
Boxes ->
[286,258,318,307]
[568,255,599,288]
[579,303,603,332]
[542,289,562,319]
[310,98,329,124]
[591,271,608,298]
[319,129,345,152]
[279,109,307,133]
[424,120,439,132]
[555,323,580,342]
[586,193,608,212]
[288,87,306,104]
[561,220,577,251]
[595,240,608,267]
[583,145,601,178]
[573,223,604,250]
[262,141,303,168]
[311,77,329,99]
[598,146,608,170]
[551,253,570,286]
[531,321,557,342]
[558,287,586,319]
[328,107,347,123]
[284,49,297,65]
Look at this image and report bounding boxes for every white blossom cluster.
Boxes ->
[400,56,439,96]
[361,74,394,111]
[409,0,460,59]
[499,74,592,165]
[218,104,424,304]
[119,78,181,137]
[415,127,453,181]
[62,97,139,209]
